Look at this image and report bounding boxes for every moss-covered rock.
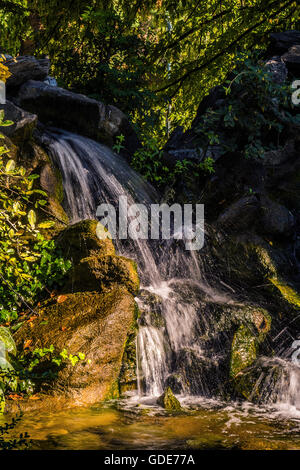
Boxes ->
[0,135,68,229]
[229,304,272,399]
[157,387,182,412]
[119,303,140,393]
[269,278,300,308]
[230,325,258,379]
[47,196,69,226]
[12,287,137,412]
[57,220,115,265]
[71,254,139,295]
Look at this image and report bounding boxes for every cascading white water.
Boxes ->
[43,128,239,398]
[44,128,300,409]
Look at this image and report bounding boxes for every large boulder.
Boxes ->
[216,195,260,233]
[157,387,182,411]
[0,125,68,227]
[269,30,300,54]
[7,220,140,412]
[5,56,50,89]
[70,255,139,295]
[16,80,140,156]
[0,100,37,144]
[282,45,300,76]
[13,287,136,411]
[55,220,115,264]
[259,196,295,236]
[58,220,139,295]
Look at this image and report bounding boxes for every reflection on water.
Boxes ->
[3,396,300,450]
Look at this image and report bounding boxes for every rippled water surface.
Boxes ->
[3,396,300,450]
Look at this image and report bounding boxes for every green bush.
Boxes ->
[0,116,71,323]
[195,54,300,162]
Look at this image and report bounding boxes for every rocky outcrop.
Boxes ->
[5,56,50,89]
[14,287,136,410]
[165,28,300,397]
[269,30,300,54]
[157,387,182,411]
[216,195,260,233]
[16,80,139,156]
[8,220,140,412]
[0,100,37,144]
[282,45,300,75]
[216,194,295,237]
[0,129,68,226]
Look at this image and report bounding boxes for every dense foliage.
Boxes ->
[0,328,86,405]
[0,120,71,323]
[195,54,300,162]
[0,1,299,143]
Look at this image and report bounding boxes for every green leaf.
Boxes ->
[5,159,16,172]
[38,221,55,229]
[28,209,36,229]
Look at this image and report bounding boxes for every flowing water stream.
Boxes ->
[42,129,300,405]
[43,128,239,398]
[9,127,299,449]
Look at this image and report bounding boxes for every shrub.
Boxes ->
[0,115,71,323]
[195,53,300,162]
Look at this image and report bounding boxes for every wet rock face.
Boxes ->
[16,80,139,157]
[0,129,68,227]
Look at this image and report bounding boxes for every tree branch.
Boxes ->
[155,0,296,93]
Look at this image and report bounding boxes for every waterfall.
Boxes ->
[41,127,300,411]
[42,128,238,398]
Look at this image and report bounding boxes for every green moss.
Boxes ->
[157,387,182,412]
[269,277,300,308]
[230,325,258,379]
[76,254,140,295]
[0,390,5,414]
[105,379,120,400]
[53,166,64,203]
[48,197,69,226]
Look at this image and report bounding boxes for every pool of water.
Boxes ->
[3,395,300,450]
